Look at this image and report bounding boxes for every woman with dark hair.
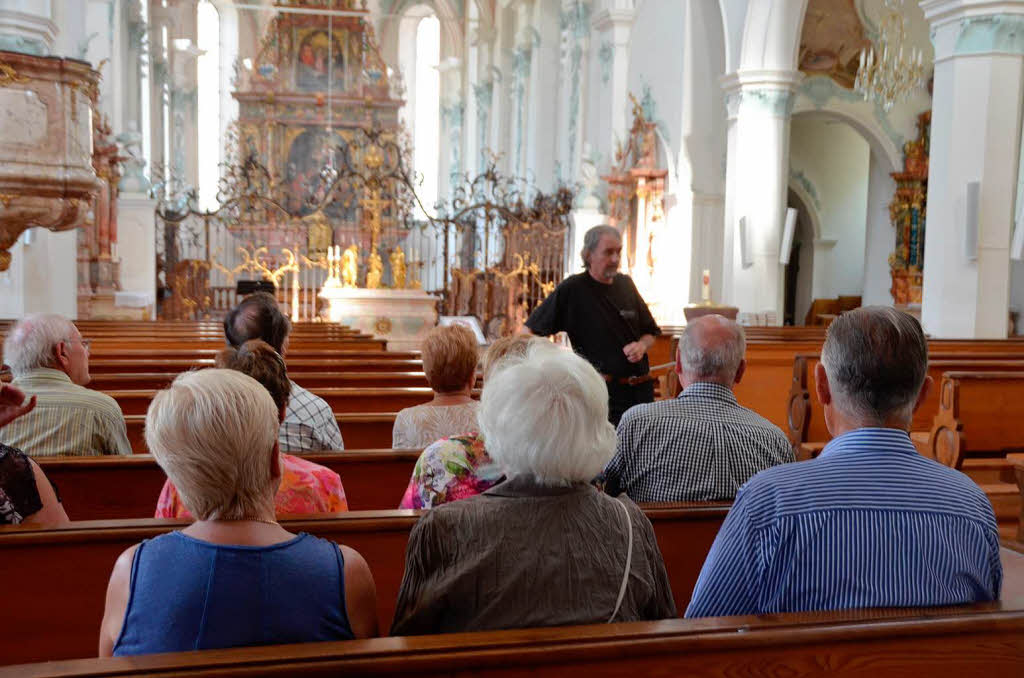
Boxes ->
[155,340,347,518]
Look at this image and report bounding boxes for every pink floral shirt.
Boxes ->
[155,453,348,519]
[399,432,504,510]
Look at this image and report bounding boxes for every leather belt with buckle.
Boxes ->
[601,373,656,386]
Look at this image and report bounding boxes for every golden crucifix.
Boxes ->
[360,186,388,252]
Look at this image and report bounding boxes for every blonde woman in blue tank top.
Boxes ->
[98,369,378,656]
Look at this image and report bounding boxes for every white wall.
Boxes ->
[789,117,871,299]
[0,230,78,320]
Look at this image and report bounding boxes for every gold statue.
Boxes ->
[341,244,359,288]
[303,210,333,259]
[390,246,406,289]
[366,248,383,289]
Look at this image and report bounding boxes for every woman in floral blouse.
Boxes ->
[155,341,347,519]
[399,334,538,510]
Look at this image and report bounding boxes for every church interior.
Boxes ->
[2,0,1024,674]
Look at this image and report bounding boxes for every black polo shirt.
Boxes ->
[525,272,661,378]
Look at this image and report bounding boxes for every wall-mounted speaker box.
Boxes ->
[1012,196,1024,261]
[738,216,753,269]
[964,181,980,262]
[779,208,798,265]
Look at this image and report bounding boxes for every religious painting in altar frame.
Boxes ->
[281,126,352,218]
[294,27,349,92]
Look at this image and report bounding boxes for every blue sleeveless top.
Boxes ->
[113,531,354,656]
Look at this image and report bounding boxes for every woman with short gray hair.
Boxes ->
[391,342,676,635]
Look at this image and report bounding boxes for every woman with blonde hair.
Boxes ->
[100,368,377,656]
[392,323,480,448]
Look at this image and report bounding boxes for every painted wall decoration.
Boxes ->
[798,0,872,88]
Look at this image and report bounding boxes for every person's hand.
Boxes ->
[623,341,647,363]
[0,384,36,429]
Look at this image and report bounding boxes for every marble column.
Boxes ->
[920,0,1024,338]
[590,2,634,154]
[720,70,803,324]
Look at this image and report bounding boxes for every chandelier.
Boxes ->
[854,0,926,112]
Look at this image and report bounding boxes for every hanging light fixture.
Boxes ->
[853,0,926,112]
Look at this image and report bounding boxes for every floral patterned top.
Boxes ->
[155,453,349,519]
[398,432,505,510]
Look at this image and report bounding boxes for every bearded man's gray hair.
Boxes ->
[580,225,621,268]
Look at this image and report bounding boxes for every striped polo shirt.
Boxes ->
[1,368,132,457]
[685,427,1002,618]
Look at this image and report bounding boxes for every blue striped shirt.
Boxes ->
[685,428,1002,617]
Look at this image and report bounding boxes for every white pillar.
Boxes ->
[117,193,157,319]
[862,149,897,306]
[720,71,803,323]
[590,3,633,152]
[920,1,1024,338]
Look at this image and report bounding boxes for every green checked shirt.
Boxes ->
[1,368,132,457]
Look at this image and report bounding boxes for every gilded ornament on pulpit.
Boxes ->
[390,247,406,289]
[366,248,383,289]
[341,244,359,288]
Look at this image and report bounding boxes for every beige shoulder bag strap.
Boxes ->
[608,496,634,623]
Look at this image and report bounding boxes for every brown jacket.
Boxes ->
[391,475,677,635]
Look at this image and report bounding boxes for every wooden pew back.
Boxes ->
[786,354,1024,449]
[926,372,1024,468]
[121,412,397,453]
[7,602,1024,677]
[109,386,441,416]
[37,451,421,519]
[0,503,728,666]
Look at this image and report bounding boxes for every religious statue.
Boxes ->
[341,244,359,288]
[304,210,333,259]
[366,248,383,289]
[390,246,406,289]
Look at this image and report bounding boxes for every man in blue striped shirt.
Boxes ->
[686,307,1002,617]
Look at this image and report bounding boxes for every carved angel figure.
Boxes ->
[341,244,359,288]
[390,247,406,289]
[366,248,383,289]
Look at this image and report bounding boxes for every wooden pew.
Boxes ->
[786,353,1024,450]
[82,370,433,392]
[925,372,1024,465]
[6,593,1024,677]
[123,412,398,453]
[86,357,424,375]
[37,450,422,519]
[109,387,440,416]
[0,503,729,665]
[736,340,1024,430]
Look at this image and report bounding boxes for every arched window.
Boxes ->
[197,0,220,211]
[398,8,440,217]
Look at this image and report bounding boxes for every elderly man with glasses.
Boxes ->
[1,314,131,457]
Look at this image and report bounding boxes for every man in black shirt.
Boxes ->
[524,225,661,424]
